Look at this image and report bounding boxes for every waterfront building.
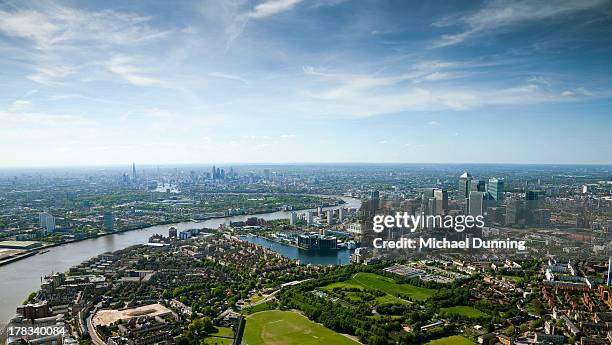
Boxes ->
[306,211,313,225]
[39,212,55,233]
[297,234,337,250]
[338,208,345,222]
[169,226,177,239]
[290,212,297,226]
[103,211,114,231]
[327,210,333,224]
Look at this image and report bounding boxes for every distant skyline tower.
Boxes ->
[468,191,486,217]
[487,178,505,202]
[470,179,486,193]
[458,172,472,199]
[360,190,380,248]
[433,189,449,215]
[132,162,136,181]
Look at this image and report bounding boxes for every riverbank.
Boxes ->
[0,196,360,322]
[0,197,349,267]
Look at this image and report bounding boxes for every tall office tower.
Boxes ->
[458,172,472,199]
[317,206,323,217]
[306,211,313,225]
[608,257,612,286]
[470,179,486,193]
[505,199,525,226]
[327,210,333,224]
[263,169,271,180]
[433,189,449,215]
[338,208,345,222]
[103,211,114,231]
[420,188,435,198]
[360,190,380,248]
[132,162,136,181]
[427,198,436,228]
[39,212,55,233]
[211,165,216,179]
[468,191,486,217]
[487,178,505,202]
[289,212,297,226]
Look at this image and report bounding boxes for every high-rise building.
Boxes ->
[468,191,486,217]
[103,211,114,231]
[360,190,380,248]
[338,208,345,222]
[327,210,333,224]
[505,199,526,226]
[433,189,448,215]
[290,212,297,226]
[458,172,472,199]
[132,162,136,181]
[306,211,313,225]
[487,178,504,202]
[470,179,486,193]
[39,212,55,233]
[211,165,217,179]
[607,257,612,286]
[169,226,178,238]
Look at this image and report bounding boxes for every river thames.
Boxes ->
[0,196,360,321]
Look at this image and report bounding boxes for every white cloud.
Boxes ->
[0,5,166,48]
[431,0,607,47]
[208,72,248,83]
[248,0,303,19]
[108,55,161,86]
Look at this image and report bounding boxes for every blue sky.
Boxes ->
[1,0,611,166]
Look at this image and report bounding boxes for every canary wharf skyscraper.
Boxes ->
[458,172,472,199]
[487,178,505,202]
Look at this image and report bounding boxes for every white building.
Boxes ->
[39,212,55,232]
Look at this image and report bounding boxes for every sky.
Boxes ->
[1,0,612,167]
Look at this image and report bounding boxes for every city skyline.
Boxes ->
[1,0,612,167]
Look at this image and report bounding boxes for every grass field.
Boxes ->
[426,335,474,345]
[439,306,488,319]
[352,273,435,301]
[322,273,434,301]
[243,310,360,345]
[502,275,524,283]
[203,327,234,345]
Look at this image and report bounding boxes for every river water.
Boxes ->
[0,197,360,321]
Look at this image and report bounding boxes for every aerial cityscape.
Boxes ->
[1,0,612,345]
